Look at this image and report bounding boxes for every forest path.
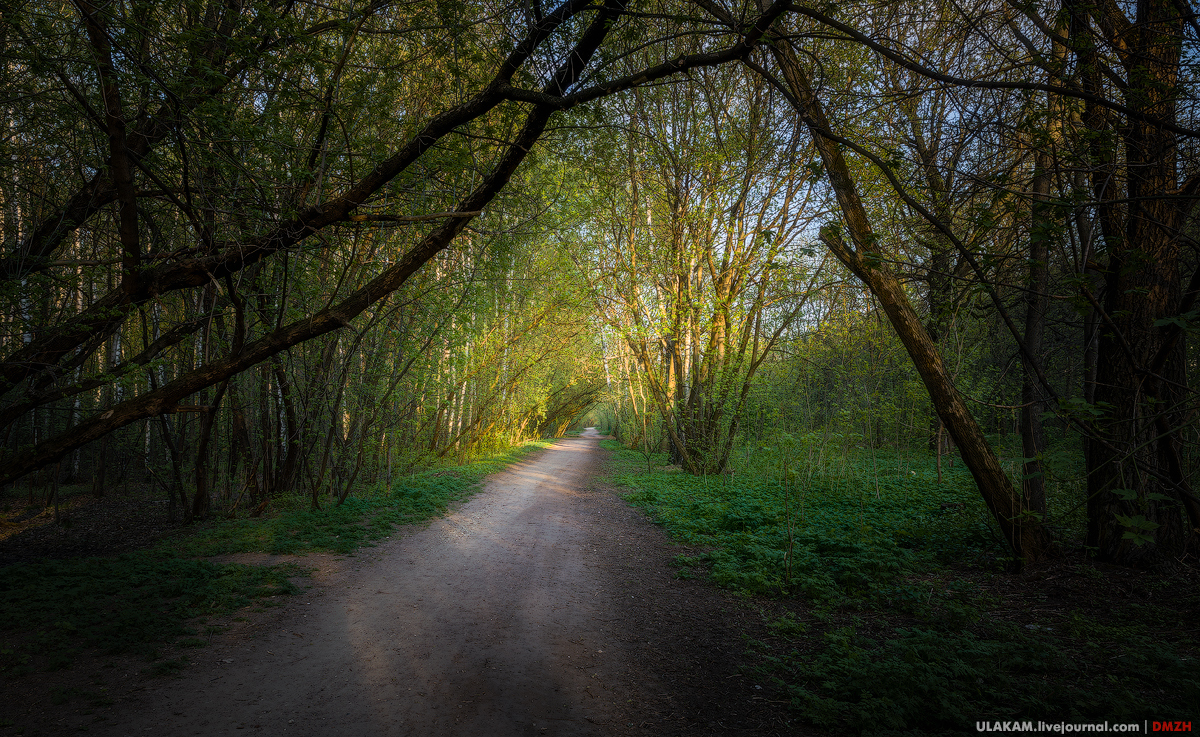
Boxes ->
[99,429,622,736]
[78,429,800,737]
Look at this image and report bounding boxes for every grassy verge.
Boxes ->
[0,437,555,677]
[163,438,556,558]
[602,438,1200,733]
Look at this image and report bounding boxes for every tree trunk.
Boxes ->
[192,379,228,519]
[1071,0,1199,563]
[91,435,107,499]
[769,39,1054,565]
[1020,151,1051,519]
[271,357,301,494]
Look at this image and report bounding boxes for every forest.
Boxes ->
[1,0,1198,732]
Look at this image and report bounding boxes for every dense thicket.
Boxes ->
[570,63,827,475]
[583,0,1200,566]
[0,0,777,512]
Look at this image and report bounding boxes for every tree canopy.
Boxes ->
[2,0,1198,567]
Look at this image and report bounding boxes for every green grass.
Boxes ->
[0,437,556,676]
[605,438,1000,601]
[0,553,302,675]
[602,438,1200,733]
[165,438,555,557]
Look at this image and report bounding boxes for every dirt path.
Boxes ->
[23,431,803,736]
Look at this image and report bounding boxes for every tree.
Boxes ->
[729,0,1200,565]
[1061,0,1200,563]
[0,0,792,487]
[573,62,825,474]
[694,3,1060,563]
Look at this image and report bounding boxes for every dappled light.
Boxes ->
[2,0,1198,733]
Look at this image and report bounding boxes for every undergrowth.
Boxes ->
[602,438,1200,733]
[608,437,1001,601]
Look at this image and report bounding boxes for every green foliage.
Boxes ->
[766,626,1070,731]
[768,620,1200,731]
[605,438,997,601]
[604,438,1200,733]
[767,612,808,639]
[1114,513,1161,545]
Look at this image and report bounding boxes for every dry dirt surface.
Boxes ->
[10,430,807,737]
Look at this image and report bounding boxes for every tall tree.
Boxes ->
[0,0,792,486]
[575,63,823,474]
[748,0,1200,564]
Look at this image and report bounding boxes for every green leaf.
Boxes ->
[1153,310,1199,330]
[1114,514,1159,531]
